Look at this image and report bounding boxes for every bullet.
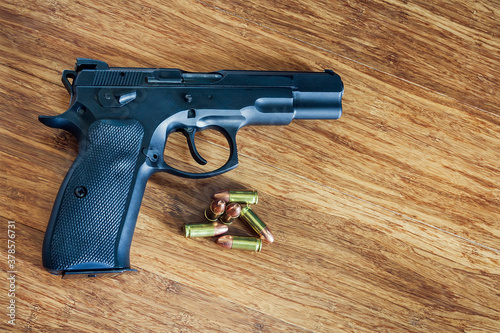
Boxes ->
[212,190,259,205]
[216,235,262,252]
[184,222,228,238]
[219,202,241,225]
[204,199,226,222]
[240,206,274,243]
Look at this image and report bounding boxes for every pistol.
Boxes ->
[39,58,343,277]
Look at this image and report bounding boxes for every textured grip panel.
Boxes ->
[48,120,144,270]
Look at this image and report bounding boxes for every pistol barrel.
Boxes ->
[292,70,343,120]
[293,91,343,119]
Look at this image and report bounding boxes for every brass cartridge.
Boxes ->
[240,206,274,243]
[212,190,258,205]
[216,235,262,252]
[184,222,228,238]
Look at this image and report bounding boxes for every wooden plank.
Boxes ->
[0,3,498,250]
[0,218,308,332]
[0,0,499,331]
[2,146,499,331]
[133,153,500,332]
[1,89,500,330]
[198,0,500,115]
[234,62,500,249]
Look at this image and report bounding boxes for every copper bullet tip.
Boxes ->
[212,190,230,203]
[225,202,241,218]
[216,235,233,249]
[213,223,229,236]
[210,199,226,215]
[205,199,226,221]
[219,202,242,225]
[260,227,274,243]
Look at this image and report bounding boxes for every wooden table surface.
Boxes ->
[1,0,499,332]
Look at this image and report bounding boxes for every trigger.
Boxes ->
[178,127,208,165]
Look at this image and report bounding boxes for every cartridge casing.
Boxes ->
[216,235,262,252]
[240,206,274,243]
[184,222,228,238]
[213,190,258,205]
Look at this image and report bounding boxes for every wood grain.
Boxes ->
[0,0,499,331]
[199,0,500,114]
[0,218,308,332]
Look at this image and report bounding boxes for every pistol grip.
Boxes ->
[42,119,146,276]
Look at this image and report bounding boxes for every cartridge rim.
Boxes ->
[255,238,263,252]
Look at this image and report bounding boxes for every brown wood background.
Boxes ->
[1,0,499,331]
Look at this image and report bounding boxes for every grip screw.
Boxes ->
[74,186,87,198]
[76,106,86,116]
